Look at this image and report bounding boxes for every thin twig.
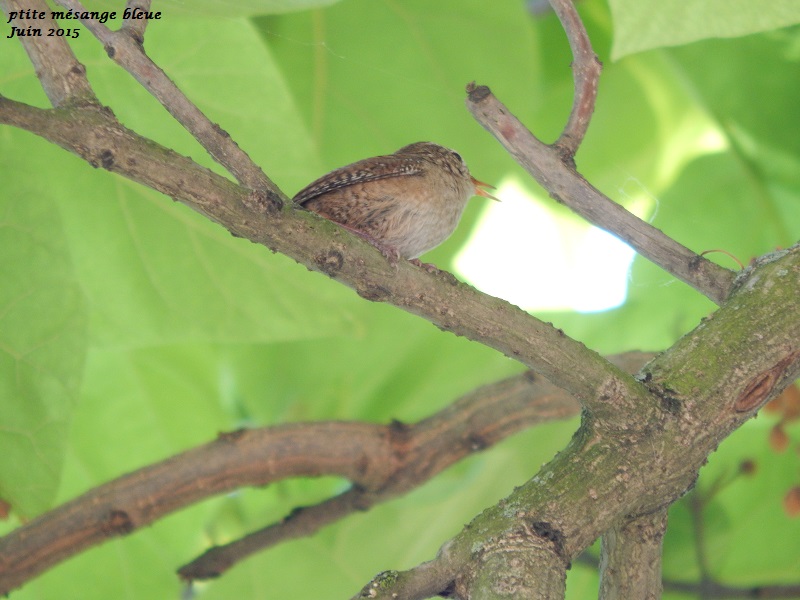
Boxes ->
[664,580,800,599]
[179,489,368,581]
[548,0,602,156]
[688,491,713,587]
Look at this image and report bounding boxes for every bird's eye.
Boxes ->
[451,151,463,163]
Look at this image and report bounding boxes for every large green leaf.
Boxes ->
[609,0,800,59]
[0,169,88,518]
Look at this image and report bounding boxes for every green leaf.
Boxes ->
[670,31,800,173]
[609,0,800,59]
[0,167,88,518]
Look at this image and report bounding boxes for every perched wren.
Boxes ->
[293,142,498,265]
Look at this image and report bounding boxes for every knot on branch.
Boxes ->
[734,350,800,413]
[100,509,134,536]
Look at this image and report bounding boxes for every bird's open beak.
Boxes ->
[471,177,500,201]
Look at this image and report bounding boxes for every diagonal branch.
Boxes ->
[466,84,737,305]
[1,0,95,106]
[0,93,646,420]
[1,0,650,416]
[52,0,276,192]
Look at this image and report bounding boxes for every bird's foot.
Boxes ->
[376,243,401,267]
[340,224,400,267]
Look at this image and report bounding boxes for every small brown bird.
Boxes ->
[293,142,498,265]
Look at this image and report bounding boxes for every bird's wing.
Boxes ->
[293,155,425,206]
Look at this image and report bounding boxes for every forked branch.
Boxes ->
[0,369,588,593]
[466,85,736,305]
[465,0,737,305]
[53,0,276,192]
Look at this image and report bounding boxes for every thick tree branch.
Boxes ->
[0,97,266,220]
[355,246,800,599]
[465,84,737,305]
[0,94,645,421]
[599,511,668,599]
[457,528,568,599]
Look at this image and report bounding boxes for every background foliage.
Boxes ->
[1,0,799,598]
